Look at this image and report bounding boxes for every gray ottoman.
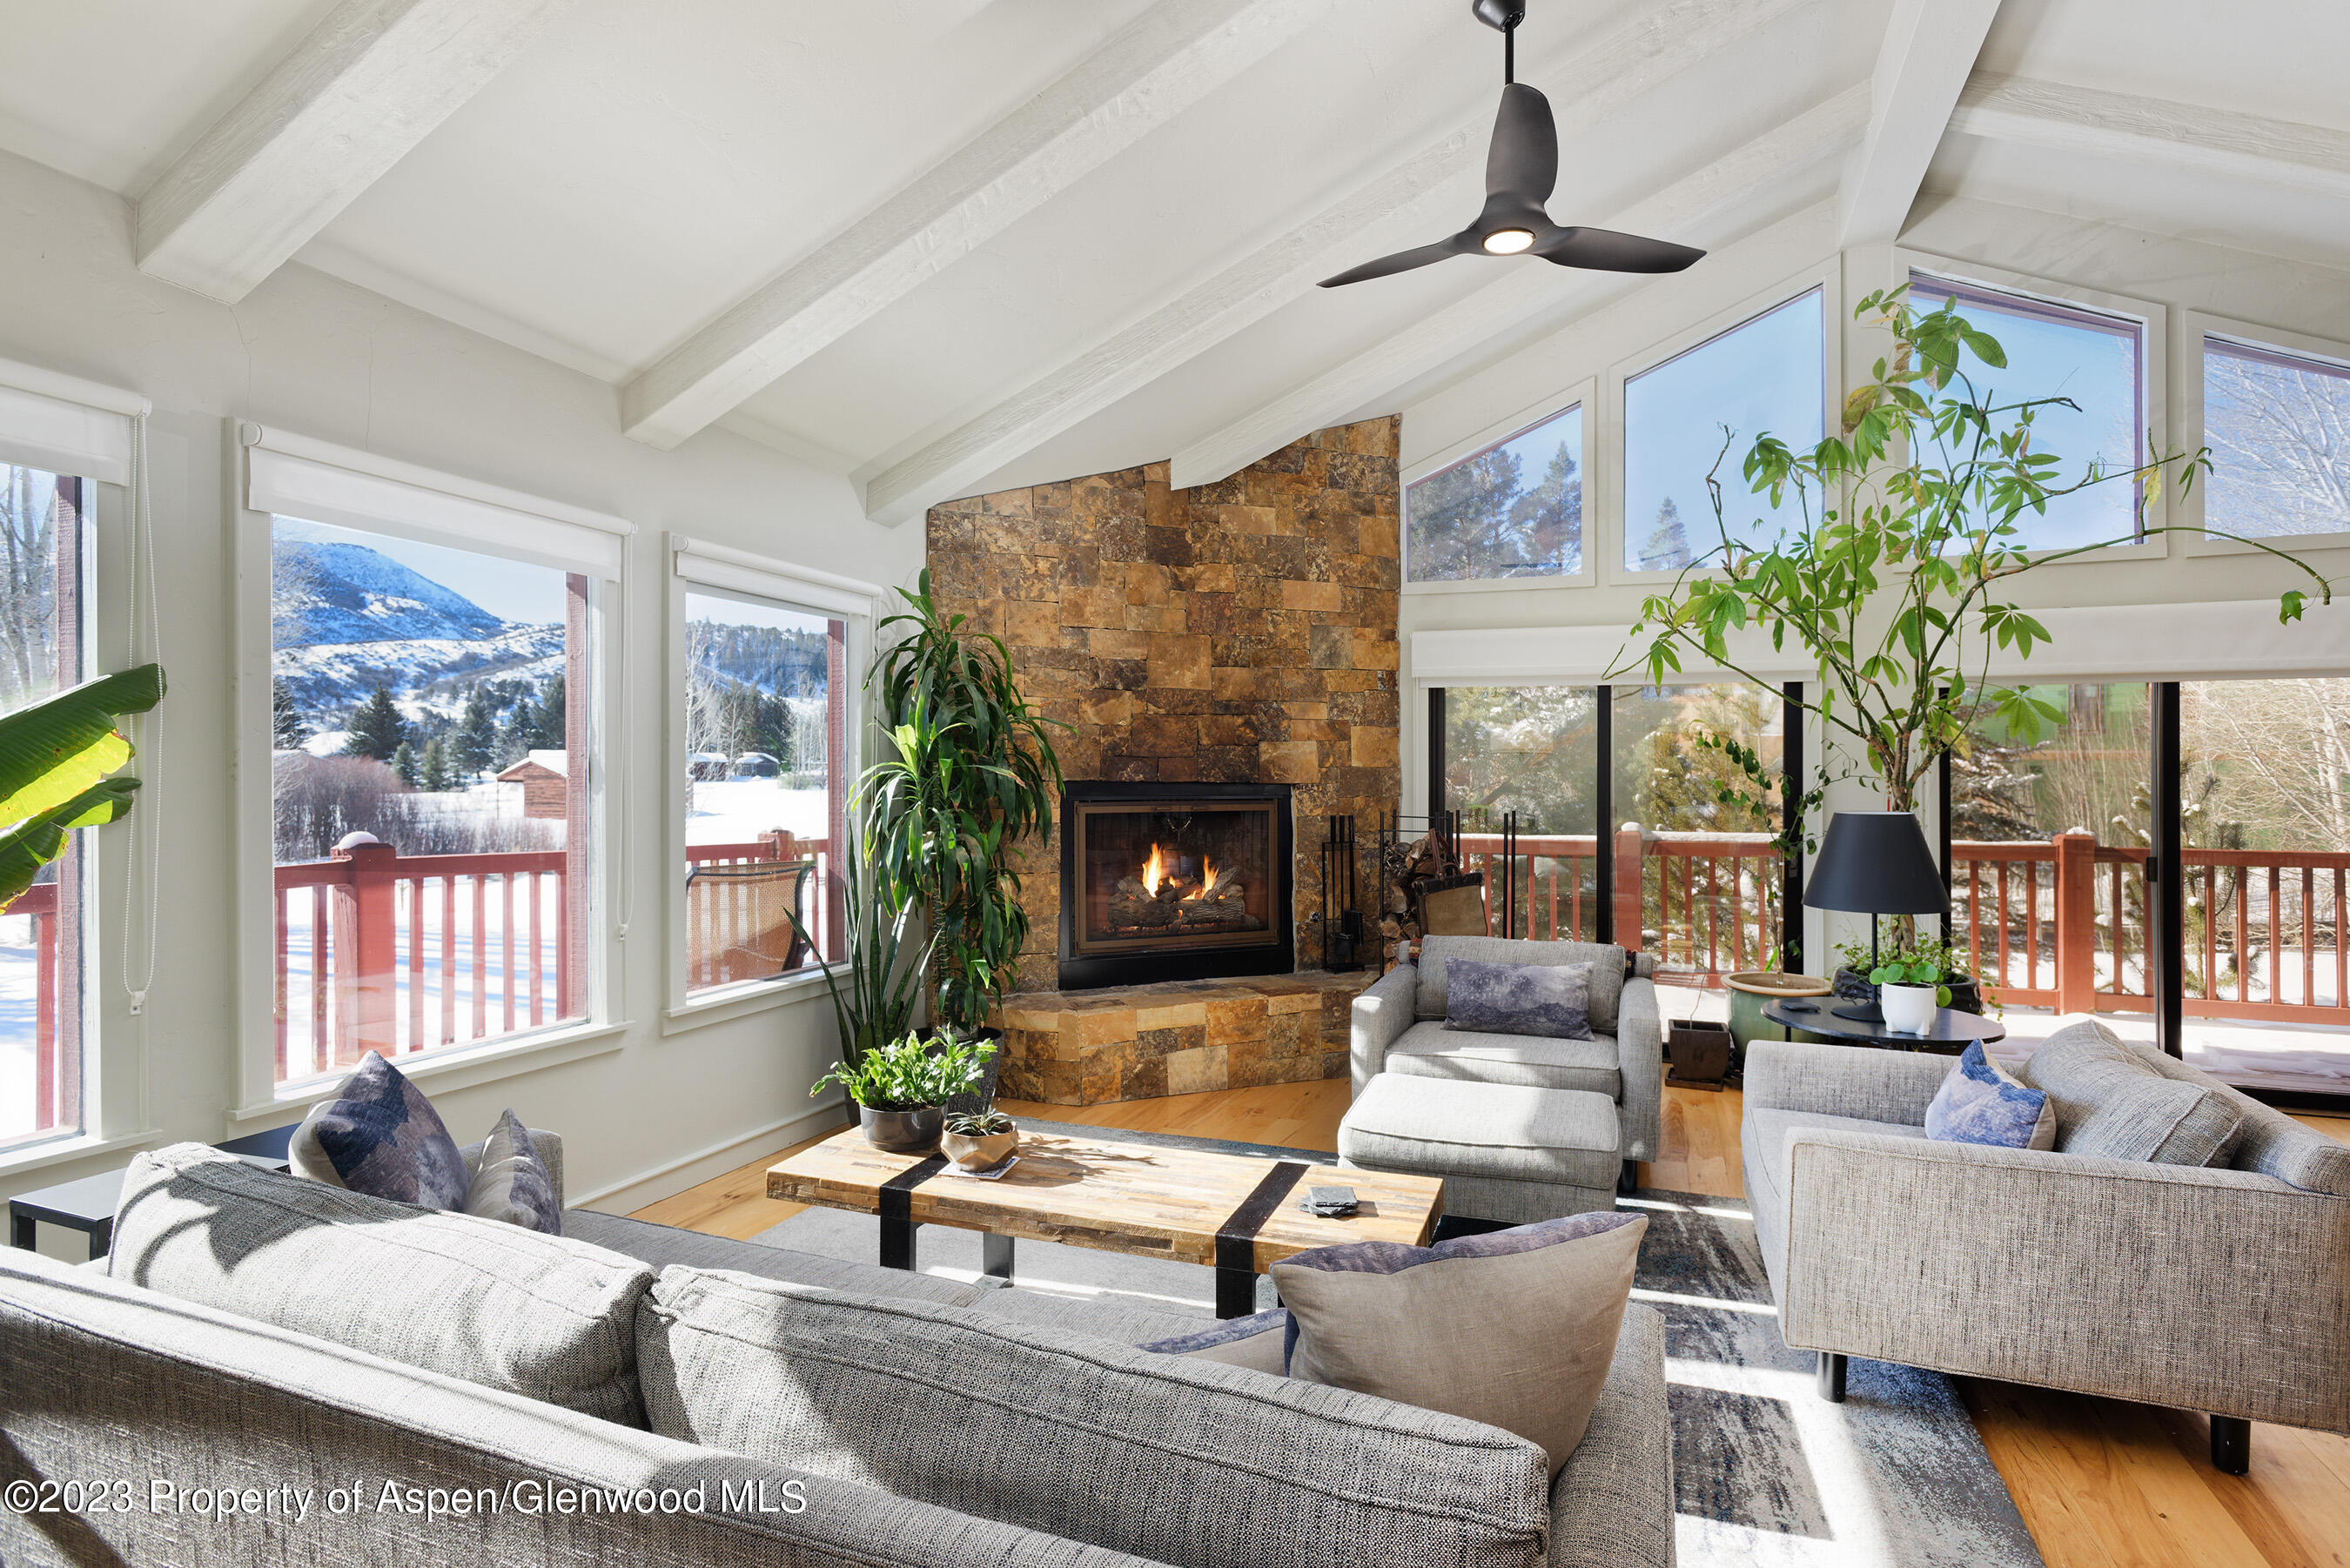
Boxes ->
[1338,1075,1623,1224]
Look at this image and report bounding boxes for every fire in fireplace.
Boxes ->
[1059,781,1293,989]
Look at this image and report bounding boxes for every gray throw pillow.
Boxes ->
[2022,1021,2245,1166]
[1270,1210,1647,1475]
[111,1144,653,1425]
[637,1268,1551,1568]
[1139,1308,1291,1375]
[288,1049,469,1211]
[1443,956,1595,1040]
[464,1109,561,1234]
[1417,936,1628,1032]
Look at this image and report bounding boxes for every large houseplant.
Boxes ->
[1618,285,2333,821]
[0,665,166,901]
[785,792,936,1064]
[863,570,1065,1040]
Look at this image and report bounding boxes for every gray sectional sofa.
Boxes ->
[1742,1028,2350,1475]
[0,1141,1677,1568]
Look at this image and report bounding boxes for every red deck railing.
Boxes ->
[3,882,60,1131]
[1953,834,2350,1022]
[1458,826,1784,984]
[272,832,829,1083]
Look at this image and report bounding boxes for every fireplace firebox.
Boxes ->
[1058,781,1293,989]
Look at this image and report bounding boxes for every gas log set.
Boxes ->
[1106,843,1253,935]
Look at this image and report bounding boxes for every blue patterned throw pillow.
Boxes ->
[289,1050,470,1210]
[1925,1041,2058,1150]
[464,1109,561,1234]
[1139,1308,1291,1375]
[1442,956,1595,1040]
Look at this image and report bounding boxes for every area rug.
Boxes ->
[755,1120,2044,1568]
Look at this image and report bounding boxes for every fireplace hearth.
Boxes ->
[1059,781,1293,990]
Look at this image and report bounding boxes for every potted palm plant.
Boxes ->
[811,1032,998,1153]
[784,792,935,1063]
[863,571,1066,1069]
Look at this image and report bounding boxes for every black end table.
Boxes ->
[1761,998,2005,1054]
[7,1123,297,1261]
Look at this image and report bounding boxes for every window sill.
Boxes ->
[661,968,831,1035]
[0,1126,167,1182]
[225,1020,633,1127]
[1401,573,1594,595]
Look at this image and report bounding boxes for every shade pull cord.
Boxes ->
[120,412,163,1015]
[612,565,630,942]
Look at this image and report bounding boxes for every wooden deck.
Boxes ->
[636,1077,2350,1568]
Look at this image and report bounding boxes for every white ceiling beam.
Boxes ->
[863,0,1815,526]
[1836,0,2002,248]
[620,0,1333,452]
[135,0,574,304]
[1168,83,1869,491]
[1948,71,2350,205]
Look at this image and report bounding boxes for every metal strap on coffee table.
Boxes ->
[1213,1160,1311,1317]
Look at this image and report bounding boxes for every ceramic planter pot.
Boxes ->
[1724,971,1834,1055]
[1834,967,1983,1016]
[859,1104,943,1153]
[1878,982,1940,1036]
[941,1125,1019,1171]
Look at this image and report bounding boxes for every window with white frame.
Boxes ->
[1910,273,2145,552]
[1407,402,1584,581]
[248,430,623,1088]
[0,462,91,1151]
[669,538,868,1005]
[1622,289,1824,573]
[2202,335,2350,540]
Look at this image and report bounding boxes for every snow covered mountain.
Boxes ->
[275,539,508,646]
[272,539,561,722]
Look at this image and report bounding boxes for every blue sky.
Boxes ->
[1922,282,2138,551]
[1622,289,1824,568]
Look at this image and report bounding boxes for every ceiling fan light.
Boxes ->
[1482,227,1535,255]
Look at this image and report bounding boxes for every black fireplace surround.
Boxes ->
[1058,781,1294,990]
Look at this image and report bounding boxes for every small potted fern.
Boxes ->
[810,1033,997,1153]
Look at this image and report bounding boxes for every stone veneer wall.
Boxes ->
[924,416,1403,1004]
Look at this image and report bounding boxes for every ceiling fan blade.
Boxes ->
[1318,234,1474,288]
[1487,83,1558,203]
[1533,224,1706,274]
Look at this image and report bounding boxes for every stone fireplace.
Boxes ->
[1059,781,1293,990]
[924,415,1402,1104]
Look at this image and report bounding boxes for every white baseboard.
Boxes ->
[570,1098,850,1216]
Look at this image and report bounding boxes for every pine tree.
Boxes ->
[390,740,422,787]
[271,678,307,750]
[420,735,454,793]
[496,694,538,768]
[1638,497,1692,572]
[454,689,499,779]
[343,684,407,762]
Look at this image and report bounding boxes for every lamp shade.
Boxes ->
[1802,810,1945,915]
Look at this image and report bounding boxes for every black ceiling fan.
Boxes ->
[1319,0,1706,288]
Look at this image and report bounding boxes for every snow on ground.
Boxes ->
[687,780,828,843]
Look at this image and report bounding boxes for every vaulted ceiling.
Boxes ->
[1,0,2340,520]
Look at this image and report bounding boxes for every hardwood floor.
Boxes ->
[637,1084,2350,1568]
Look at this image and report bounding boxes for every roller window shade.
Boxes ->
[244,426,633,579]
[0,358,147,485]
[670,534,881,619]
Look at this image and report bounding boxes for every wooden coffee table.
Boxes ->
[769,1123,1446,1318]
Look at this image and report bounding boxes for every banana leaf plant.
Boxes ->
[0,664,165,907]
[863,571,1065,1035]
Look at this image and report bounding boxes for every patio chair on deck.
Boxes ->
[685,857,816,988]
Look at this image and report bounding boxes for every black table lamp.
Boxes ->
[1803,810,1947,1023]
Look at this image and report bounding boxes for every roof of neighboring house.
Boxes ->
[497,749,567,782]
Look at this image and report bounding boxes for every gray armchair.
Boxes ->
[1742,1034,2350,1475]
[1343,938,1665,1218]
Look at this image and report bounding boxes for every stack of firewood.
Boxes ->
[1377,833,1458,951]
[1108,865,1250,932]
